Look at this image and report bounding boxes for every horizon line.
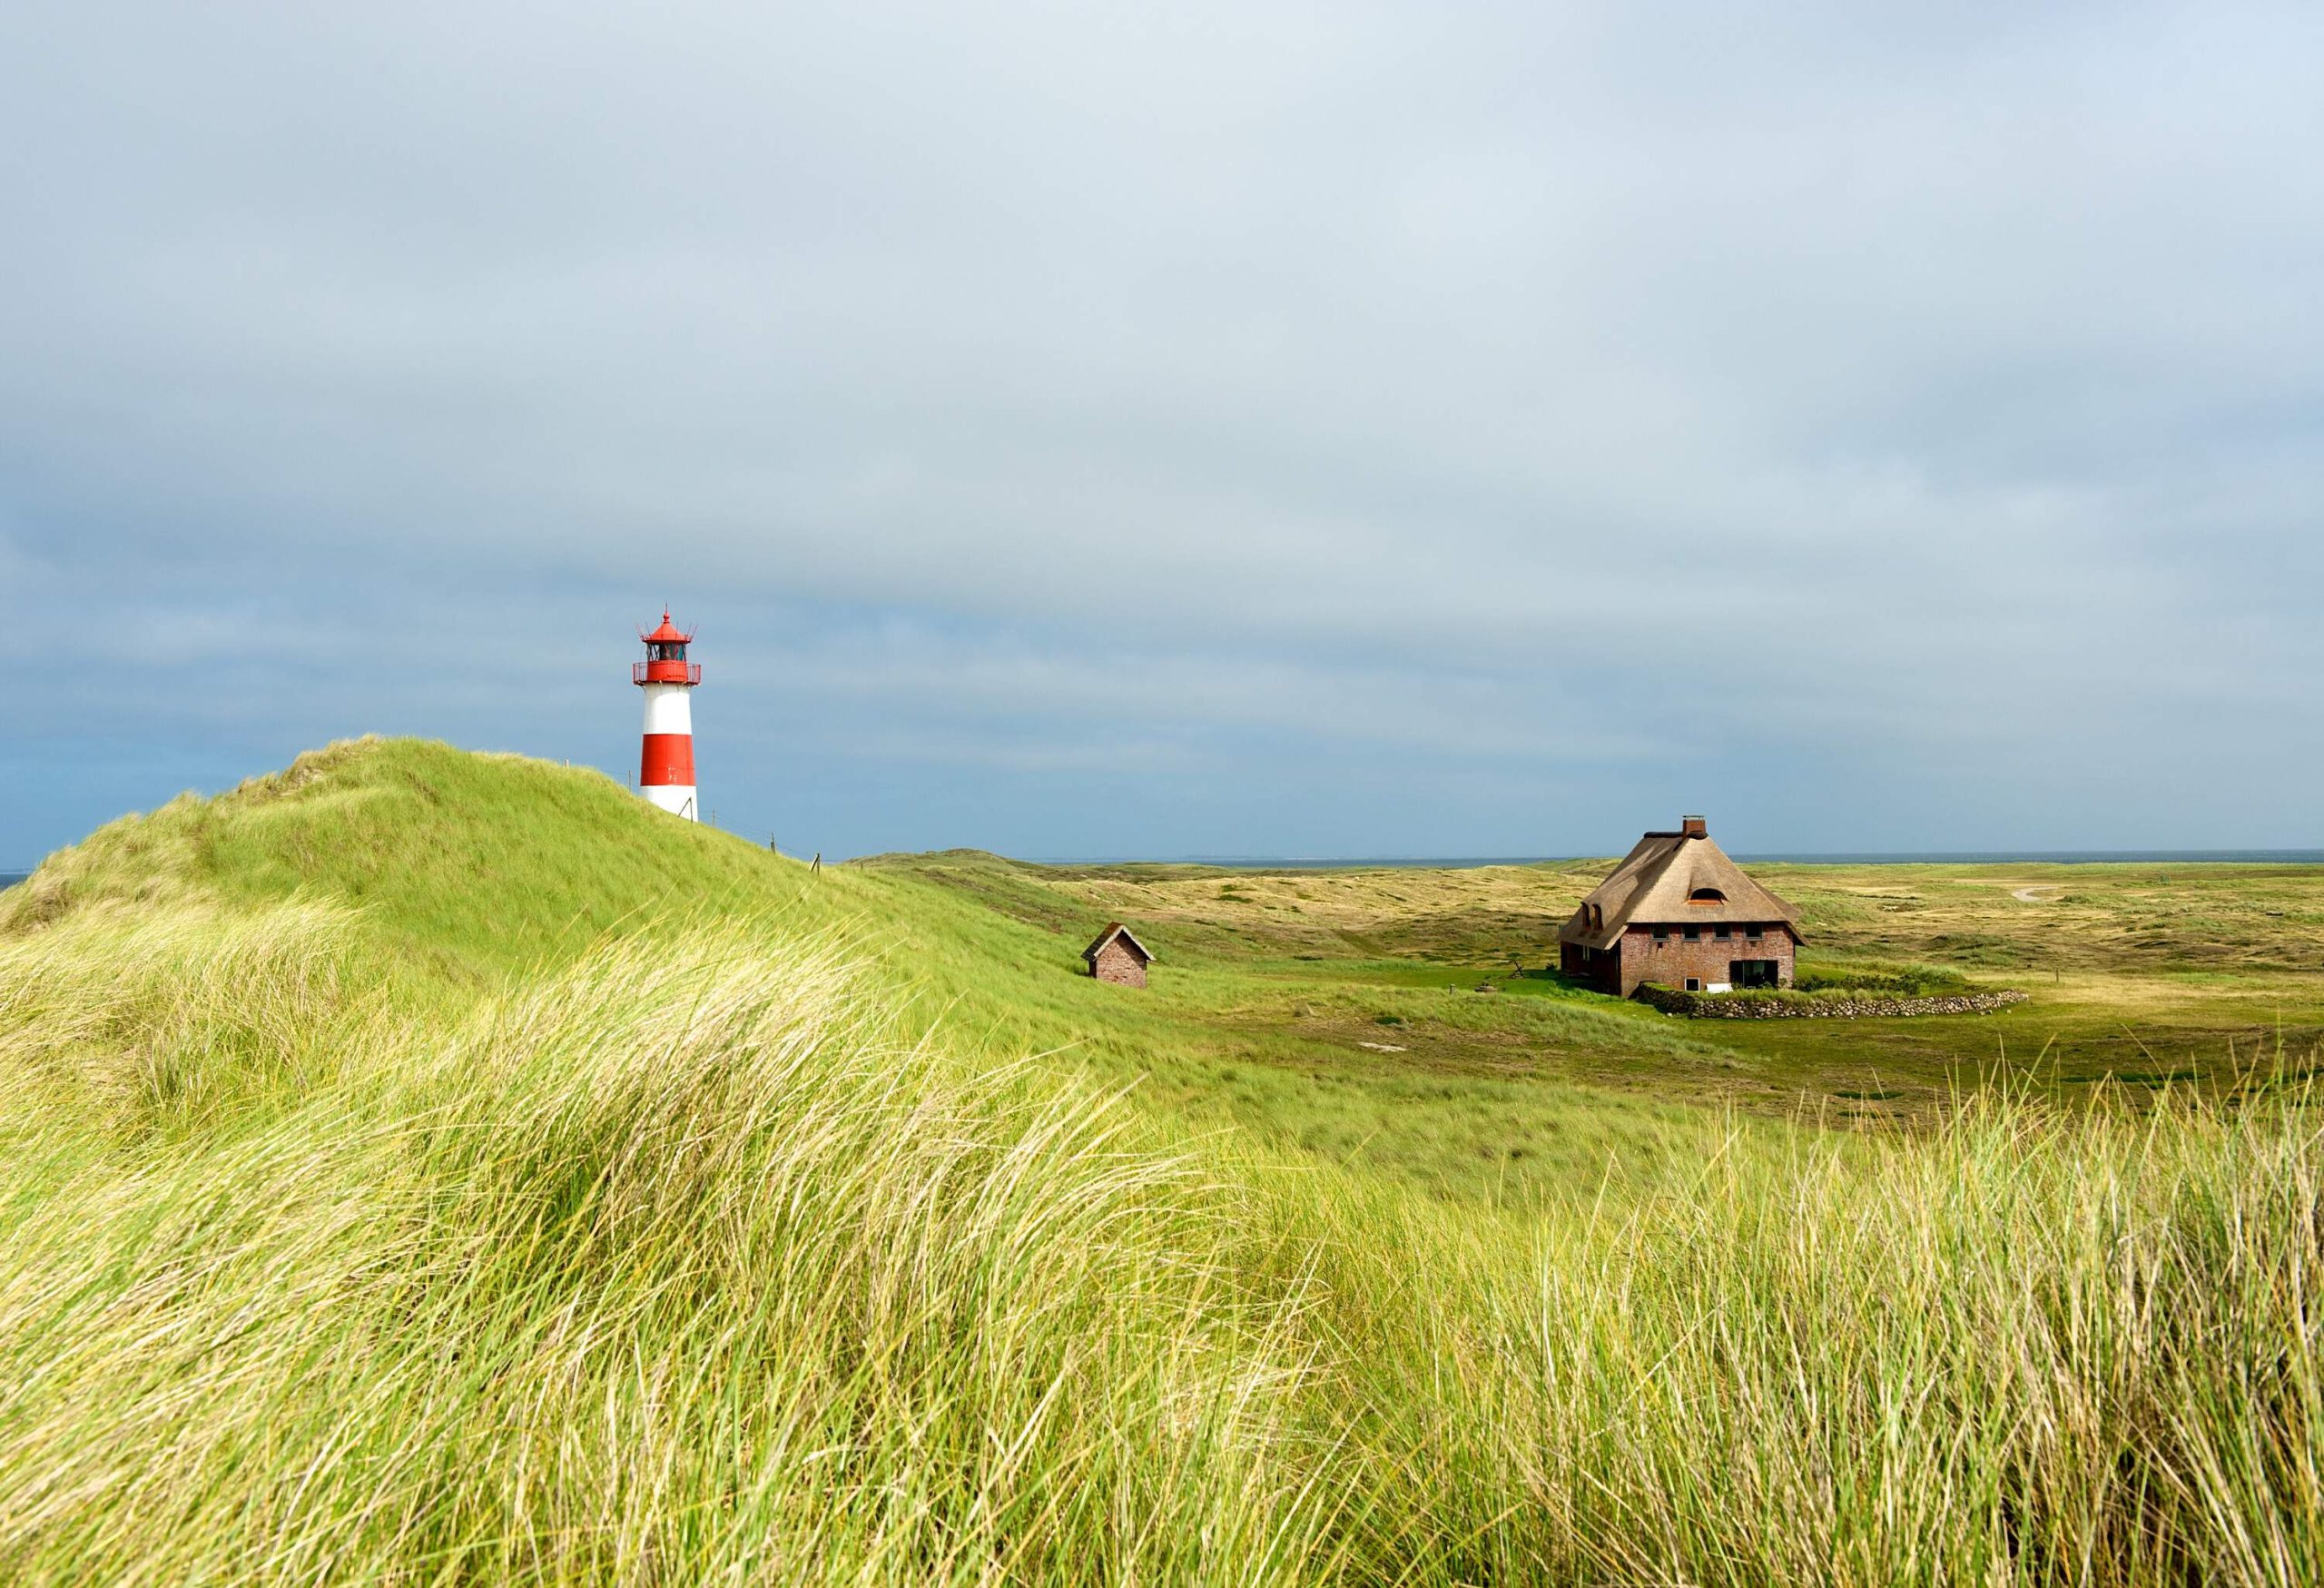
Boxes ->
[13,845,2324,880]
[1008,846,2324,869]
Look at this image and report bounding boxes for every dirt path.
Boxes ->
[2013,885,2061,903]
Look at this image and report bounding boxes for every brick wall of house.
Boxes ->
[1613,923,1794,998]
[1090,939,1148,987]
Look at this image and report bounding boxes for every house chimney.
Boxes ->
[1680,814,1707,838]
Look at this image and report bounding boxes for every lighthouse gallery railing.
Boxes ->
[633,662,703,685]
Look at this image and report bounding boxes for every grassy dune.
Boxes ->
[2,740,2319,1583]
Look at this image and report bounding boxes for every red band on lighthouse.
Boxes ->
[632,611,701,822]
[639,734,694,786]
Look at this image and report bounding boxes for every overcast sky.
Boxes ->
[3,2,2319,863]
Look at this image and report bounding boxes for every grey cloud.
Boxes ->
[2,1,2319,859]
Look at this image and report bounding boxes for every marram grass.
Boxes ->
[1,742,2319,1583]
[1304,1086,2324,1584]
[1,911,1339,1583]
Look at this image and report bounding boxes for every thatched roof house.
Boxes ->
[1082,922,1154,988]
[1558,816,1802,997]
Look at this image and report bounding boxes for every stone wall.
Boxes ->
[1634,984,2028,1020]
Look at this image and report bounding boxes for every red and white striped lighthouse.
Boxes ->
[633,611,701,820]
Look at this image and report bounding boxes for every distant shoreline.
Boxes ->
[11,854,2323,891]
[1740,850,2324,866]
[1022,850,2324,870]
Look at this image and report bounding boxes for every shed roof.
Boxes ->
[1558,824,1802,950]
[1081,922,1155,964]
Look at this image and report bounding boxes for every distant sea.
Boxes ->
[1035,851,2324,870]
[6,857,2322,887]
[1740,850,2324,866]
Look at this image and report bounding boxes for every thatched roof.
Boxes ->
[1081,922,1155,964]
[1558,823,1802,950]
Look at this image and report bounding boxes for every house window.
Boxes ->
[1715,926,1732,941]
[1684,925,1702,941]
[1746,925,1763,942]
[1652,926,1669,942]
[1685,977,1702,991]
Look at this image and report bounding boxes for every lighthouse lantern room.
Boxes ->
[633,611,701,820]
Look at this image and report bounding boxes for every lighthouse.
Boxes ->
[633,611,701,820]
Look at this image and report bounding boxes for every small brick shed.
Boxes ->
[1082,922,1155,988]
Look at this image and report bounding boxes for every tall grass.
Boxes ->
[0,900,360,1139]
[3,744,2319,1582]
[4,903,2318,1583]
[1303,1085,2324,1583]
[0,912,1342,1583]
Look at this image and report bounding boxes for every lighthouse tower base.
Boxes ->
[644,783,698,820]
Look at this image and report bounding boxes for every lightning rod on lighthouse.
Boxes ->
[633,611,701,821]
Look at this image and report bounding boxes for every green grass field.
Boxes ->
[3,738,2319,1583]
[860,843,2324,1192]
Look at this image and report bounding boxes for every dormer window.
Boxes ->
[1688,888,1726,906]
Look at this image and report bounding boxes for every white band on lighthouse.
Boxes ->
[642,783,698,819]
[639,685,693,735]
